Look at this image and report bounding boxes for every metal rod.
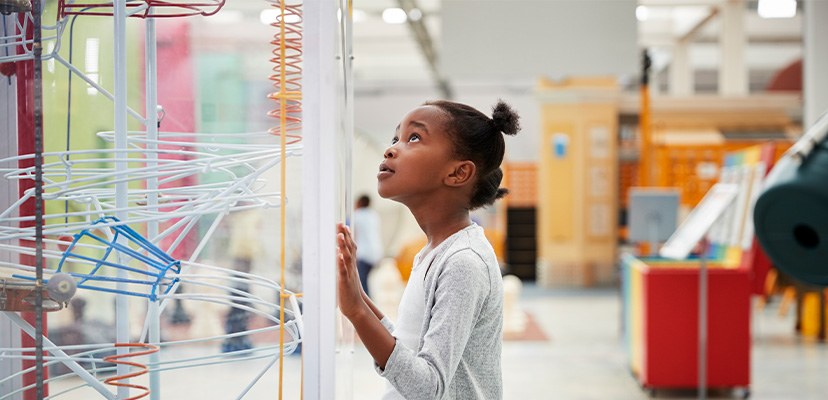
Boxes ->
[113,0,131,398]
[638,49,652,187]
[698,238,708,400]
[29,0,47,398]
[52,54,146,123]
[2,312,117,399]
[146,14,162,390]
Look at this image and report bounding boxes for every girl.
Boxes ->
[337,99,520,399]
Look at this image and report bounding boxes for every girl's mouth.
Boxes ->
[378,163,395,178]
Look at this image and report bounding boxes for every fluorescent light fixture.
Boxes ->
[260,9,302,25]
[382,7,407,24]
[635,5,649,22]
[758,0,796,19]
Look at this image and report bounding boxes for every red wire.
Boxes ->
[58,0,225,19]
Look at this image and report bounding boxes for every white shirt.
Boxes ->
[352,207,383,264]
[382,233,460,399]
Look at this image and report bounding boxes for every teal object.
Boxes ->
[754,141,828,286]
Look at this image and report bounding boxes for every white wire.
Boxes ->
[0,138,304,398]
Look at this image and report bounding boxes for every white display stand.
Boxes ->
[660,183,740,260]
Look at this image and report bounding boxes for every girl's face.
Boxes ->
[377,105,458,203]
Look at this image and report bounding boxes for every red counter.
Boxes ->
[623,255,751,391]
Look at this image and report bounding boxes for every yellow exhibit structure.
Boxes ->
[536,77,619,287]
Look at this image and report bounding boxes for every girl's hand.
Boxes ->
[336,223,367,319]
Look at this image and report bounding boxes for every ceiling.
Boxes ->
[205,0,802,94]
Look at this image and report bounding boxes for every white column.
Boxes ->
[1,45,22,399]
[303,0,339,398]
[113,0,131,398]
[804,0,828,127]
[719,0,748,96]
[144,15,162,400]
[670,42,694,96]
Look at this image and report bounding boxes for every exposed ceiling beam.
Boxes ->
[397,0,453,99]
[639,0,724,6]
[679,6,719,42]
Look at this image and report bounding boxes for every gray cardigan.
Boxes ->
[378,224,504,399]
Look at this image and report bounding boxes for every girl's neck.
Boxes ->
[408,204,472,254]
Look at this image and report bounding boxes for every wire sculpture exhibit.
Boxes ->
[1,0,308,398]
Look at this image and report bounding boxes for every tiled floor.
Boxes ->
[47,284,828,399]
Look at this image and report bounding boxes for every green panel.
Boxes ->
[196,53,247,134]
[196,53,248,185]
[40,2,143,245]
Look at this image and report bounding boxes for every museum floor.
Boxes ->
[50,284,828,399]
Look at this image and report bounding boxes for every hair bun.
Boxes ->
[491,100,520,136]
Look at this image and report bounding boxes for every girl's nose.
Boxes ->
[384,147,396,159]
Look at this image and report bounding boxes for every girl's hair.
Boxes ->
[424,99,521,210]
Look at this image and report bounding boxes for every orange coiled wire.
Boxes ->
[267,2,303,399]
[102,343,159,400]
[267,0,303,144]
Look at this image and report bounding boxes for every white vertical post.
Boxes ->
[337,0,355,397]
[113,0,131,398]
[145,14,161,400]
[303,0,338,398]
[804,0,828,127]
[1,39,22,399]
[719,0,747,96]
[697,239,709,400]
[670,42,693,96]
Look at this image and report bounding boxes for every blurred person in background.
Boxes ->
[353,194,383,297]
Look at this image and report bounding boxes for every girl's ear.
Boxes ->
[445,161,476,187]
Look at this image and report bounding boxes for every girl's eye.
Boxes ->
[390,137,399,145]
[409,134,420,142]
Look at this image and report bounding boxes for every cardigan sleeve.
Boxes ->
[377,249,490,399]
[380,315,395,333]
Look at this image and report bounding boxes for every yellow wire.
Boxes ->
[278,1,287,399]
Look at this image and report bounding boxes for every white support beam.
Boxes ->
[719,0,748,96]
[303,0,339,398]
[669,6,718,96]
[670,42,694,96]
[1,15,21,399]
[804,0,828,127]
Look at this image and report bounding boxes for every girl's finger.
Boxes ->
[339,236,353,264]
[340,225,354,244]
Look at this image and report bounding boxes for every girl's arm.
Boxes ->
[337,223,395,369]
[379,251,494,400]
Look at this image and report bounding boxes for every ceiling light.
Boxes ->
[408,8,423,22]
[382,7,407,24]
[758,0,797,19]
[635,5,649,22]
